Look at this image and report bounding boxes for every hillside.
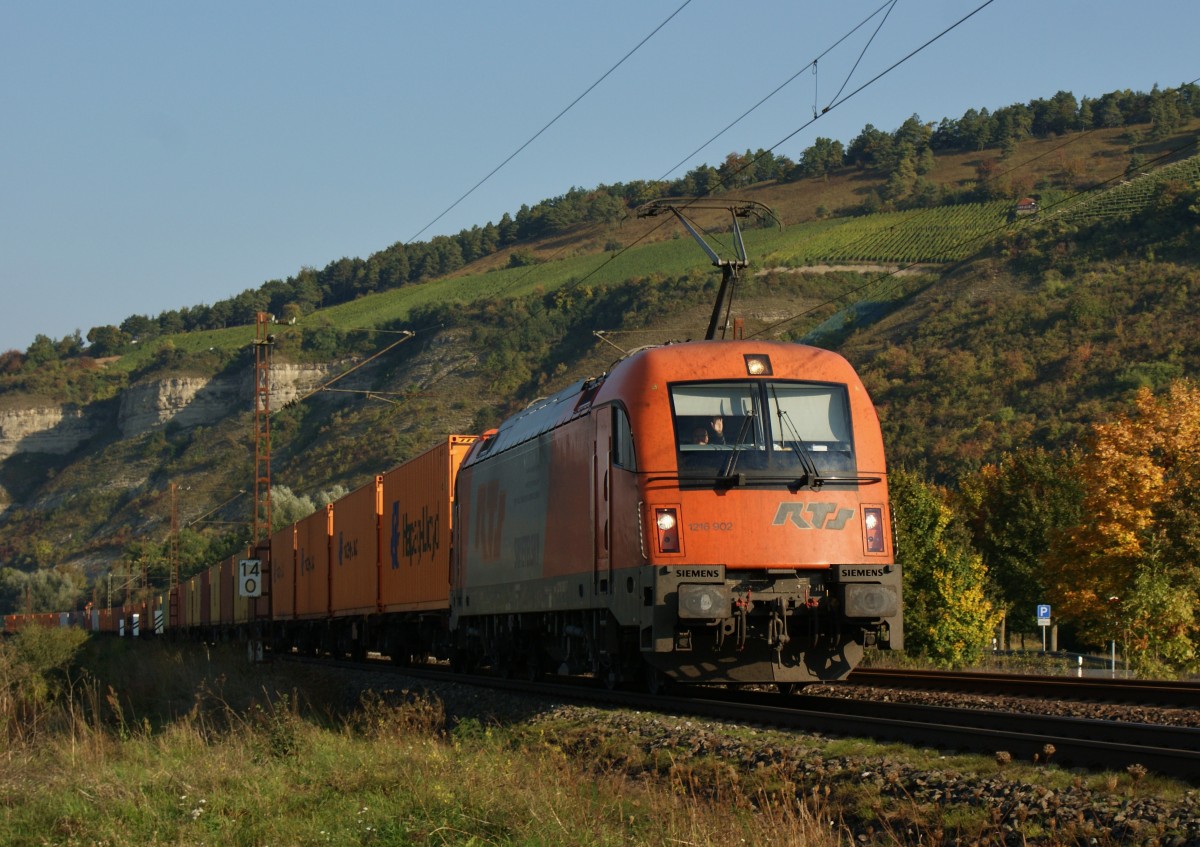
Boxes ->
[1,105,1198,612]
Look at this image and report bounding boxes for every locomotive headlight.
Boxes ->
[654,507,681,553]
[744,354,773,376]
[863,506,885,553]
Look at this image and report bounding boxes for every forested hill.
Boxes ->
[1,82,1199,633]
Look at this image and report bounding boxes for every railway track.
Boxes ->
[287,656,1200,781]
[845,666,1200,707]
[629,685,1199,781]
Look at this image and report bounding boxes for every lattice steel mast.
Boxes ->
[252,312,274,544]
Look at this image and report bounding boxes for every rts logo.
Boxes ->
[772,502,854,530]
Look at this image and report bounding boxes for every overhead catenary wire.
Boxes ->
[286,2,999,426]
[824,0,899,111]
[499,0,1000,324]
[183,489,248,530]
[655,0,899,183]
[742,70,1200,313]
[404,0,696,246]
[275,330,416,414]
[405,0,913,328]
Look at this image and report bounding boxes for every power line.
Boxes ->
[404,0,696,246]
[319,2,1002,421]
[740,73,1200,305]
[655,0,899,183]
[824,0,899,111]
[517,0,1001,312]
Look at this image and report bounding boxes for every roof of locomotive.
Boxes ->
[598,339,860,394]
[464,374,594,465]
[462,340,861,468]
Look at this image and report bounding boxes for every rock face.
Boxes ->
[117,376,239,438]
[116,363,336,438]
[0,363,337,459]
[0,405,100,460]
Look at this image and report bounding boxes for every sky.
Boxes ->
[2,1,1197,354]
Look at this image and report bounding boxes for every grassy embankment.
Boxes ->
[2,628,837,846]
[5,628,1190,846]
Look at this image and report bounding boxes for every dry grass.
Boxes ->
[1,637,844,847]
[6,635,1191,846]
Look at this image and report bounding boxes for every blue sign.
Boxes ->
[1036,604,1051,625]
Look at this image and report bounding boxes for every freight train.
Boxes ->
[5,339,902,691]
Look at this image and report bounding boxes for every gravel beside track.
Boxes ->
[809,682,1200,729]
[336,667,1200,846]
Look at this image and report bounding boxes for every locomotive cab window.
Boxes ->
[670,380,856,482]
[613,405,637,471]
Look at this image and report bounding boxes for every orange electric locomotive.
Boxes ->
[451,339,902,690]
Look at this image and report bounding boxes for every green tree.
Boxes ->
[890,468,1000,666]
[86,324,131,357]
[24,334,58,366]
[882,148,918,202]
[119,314,158,341]
[0,624,88,715]
[799,137,845,178]
[271,485,317,531]
[846,123,894,169]
[958,449,1083,640]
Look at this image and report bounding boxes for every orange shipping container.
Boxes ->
[183,574,198,628]
[206,564,221,627]
[199,563,211,623]
[296,505,332,619]
[220,556,235,626]
[380,436,476,612]
[330,477,382,616]
[270,524,297,620]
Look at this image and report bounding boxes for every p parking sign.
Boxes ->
[1036,604,1051,626]
[239,559,263,598]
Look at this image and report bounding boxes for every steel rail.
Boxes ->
[845,667,1200,708]
[292,657,1200,782]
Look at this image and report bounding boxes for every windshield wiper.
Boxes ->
[770,387,823,488]
[719,410,757,478]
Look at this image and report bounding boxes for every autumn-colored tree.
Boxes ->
[1045,380,1200,677]
[890,468,1000,666]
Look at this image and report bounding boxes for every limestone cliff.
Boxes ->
[0,363,336,458]
[0,404,98,461]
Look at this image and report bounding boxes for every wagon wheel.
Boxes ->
[643,662,672,696]
[523,650,542,682]
[599,657,621,690]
